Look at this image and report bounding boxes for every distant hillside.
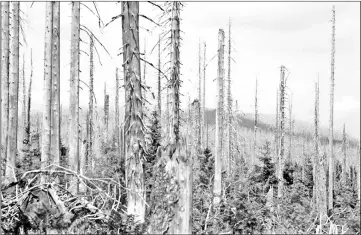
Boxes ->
[204,109,359,148]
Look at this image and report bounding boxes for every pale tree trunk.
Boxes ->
[21,54,26,147]
[1,2,10,177]
[104,93,109,142]
[88,34,94,172]
[41,2,53,183]
[69,2,80,194]
[198,40,202,150]
[341,123,347,184]
[319,148,328,226]
[6,2,20,183]
[51,1,60,167]
[226,19,232,175]
[313,80,320,207]
[115,67,120,156]
[157,35,161,118]
[25,50,33,148]
[328,5,336,211]
[202,42,206,149]
[0,3,3,224]
[253,77,258,171]
[289,94,293,161]
[277,66,286,198]
[122,2,145,223]
[214,29,225,206]
[275,89,279,161]
[166,3,192,233]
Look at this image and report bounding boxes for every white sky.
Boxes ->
[18,2,360,139]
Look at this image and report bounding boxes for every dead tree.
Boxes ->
[328,5,336,211]
[87,34,94,171]
[6,2,20,182]
[51,1,61,167]
[226,19,232,175]
[275,89,279,160]
[214,29,225,206]
[341,123,347,184]
[253,77,258,171]
[313,80,320,208]
[157,35,161,119]
[198,40,202,150]
[21,54,26,147]
[122,2,146,223]
[277,66,286,198]
[115,67,120,156]
[25,50,33,146]
[202,42,206,148]
[1,2,10,179]
[69,2,80,194]
[288,94,293,160]
[0,1,2,223]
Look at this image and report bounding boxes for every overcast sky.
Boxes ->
[18,2,360,139]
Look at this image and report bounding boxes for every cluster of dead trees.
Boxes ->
[0,2,360,234]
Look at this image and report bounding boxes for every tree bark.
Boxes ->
[122,1,145,223]
[277,66,286,198]
[25,50,33,148]
[51,1,60,167]
[341,124,347,185]
[1,2,10,177]
[115,67,120,157]
[6,2,20,183]
[88,34,94,172]
[69,2,80,194]
[214,29,225,206]
[226,19,232,175]
[328,5,336,211]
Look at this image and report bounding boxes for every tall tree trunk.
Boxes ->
[1,2,10,178]
[328,5,336,211]
[226,19,232,175]
[289,94,293,163]
[0,2,3,224]
[25,50,33,149]
[122,2,145,223]
[6,2,20,183]
[69,1,80,194]
[21,54,26,147]
[115,67,120,156]
[88,34,94,172]
[51,1,60,167]
[41,2,53,183]
[214,29,225,206]
[104,93,109,142]
[198,40,202,150]
[275,89,279,161]
[202,42,206,149]
[277,66,286,198]
[253,77,258,171]
[314,80,320,208]
[341,123,347,185]
[157,35,161,120]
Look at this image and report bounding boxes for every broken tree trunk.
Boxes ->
[214,29,225,206]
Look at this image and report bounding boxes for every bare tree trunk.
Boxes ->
[0,2,3,224]
[253,77,258,171]
[25,50,32,148]
[341,123,347,185]
[202,42,206,149]
[214,29,225,206]
[275,89,279,161]
[314,80,320,208]
[21,54,26,147]
[226,19,232,175]
[198,40,202,150]
[357,143,360,202]
[69,2,80,194]
[319,148,328,226]
[115,67,120,156]
[122,2,145,223]
[41,2,53,184]
[88,34,94,172]
[1,2,10,178]
[104,93,109,142]
[157,35,161,119]
[51,1,60,167]
[6,2,20,183]
[277,66,286,199]
[328,5,336,211]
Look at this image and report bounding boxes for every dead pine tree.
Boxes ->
[313,80,320,207]
[51,1,61,168]
[214,28,225,206]
[253,77,258,172]
[198,39,202,150]
[87,34,94,172]
[25,50,33,147]
[328,5,336,211]
[1,2,10,178]
[115,67,120,156]
[121,1,146,223]
[277,65,286,199]
[226,19,232,175]
[6,2,20,183]
[341,123,347,185]
[275,89,279,161]
[21,54,26,149]
[157,35,162,121]
[202,42,206,148]
[0,1,2,224]
[69,1,80,194]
